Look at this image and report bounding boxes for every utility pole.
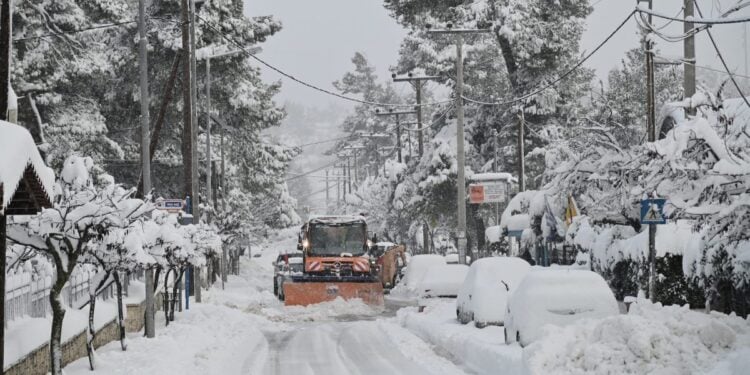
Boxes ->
[138,0,156,339]
[639,0,657,302]
[375,109,416,163]
[180,0,194,220]
[325,169,329,211]
[0,0,11,368]
[518,112,526,192]
[205,56,212,223]
[745,23,748,77]
[346,155,352,194]
[336,165,341,204]
[393,74,440,157]
[492,129,500,225]
[201,47,258,222]
[684,0,696,116]
[189,0,200,223]
[427,24,491,265]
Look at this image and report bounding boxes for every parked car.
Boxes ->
[456,257,531,327]
[273,252,303,300]
[402,254,447,291]
[418,264,469,298]
[504,269,619,347]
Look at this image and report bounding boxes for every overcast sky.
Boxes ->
[246,0,750,107]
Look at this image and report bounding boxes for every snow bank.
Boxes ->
[398,299,523,374]
[524,299,750,375]
[261,297,383,323]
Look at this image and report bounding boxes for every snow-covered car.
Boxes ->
[504,269,618,346]
[402,254,447,290]
[273,252,303,300]
[417,264,469,298]
[456,257,531,327]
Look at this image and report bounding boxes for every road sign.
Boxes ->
[156,198,184,213]
[468,181,507,204]
[640,198,667,224]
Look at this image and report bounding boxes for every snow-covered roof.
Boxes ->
[469,172,516,183]
[0,121,54,214]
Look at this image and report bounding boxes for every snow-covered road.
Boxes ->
[254,320,463,375]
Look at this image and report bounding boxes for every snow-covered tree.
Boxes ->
[7,156,120,375]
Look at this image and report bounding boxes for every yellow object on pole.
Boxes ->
[564,194,579,227]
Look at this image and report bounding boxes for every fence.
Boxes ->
[5,268,135,324]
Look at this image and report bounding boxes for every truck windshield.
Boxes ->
[310,223,366,256]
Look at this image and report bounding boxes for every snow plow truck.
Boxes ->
[283,216,384,306]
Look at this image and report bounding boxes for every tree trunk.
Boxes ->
[49,279,68,375]
[86,295,96,370]
[113,272,127,351]
[163,268,172,325]
[171,268,184,321]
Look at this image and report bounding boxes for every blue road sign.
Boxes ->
[640,198,667,224]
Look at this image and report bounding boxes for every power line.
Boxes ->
[284,159,340,182]
[399,104,454,132]
[290,135,354,148]
[636,3,750,24]
[693,0,750,109]
[462,10,636,106]
[197,15,453,109]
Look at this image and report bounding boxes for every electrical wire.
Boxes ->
[284,160,340,182]
[399,104,454,132]
[290,135,356,148]
[693,0,750,109]
[636,2,750,24]
[461,10,636,107]
[198,15,454,109]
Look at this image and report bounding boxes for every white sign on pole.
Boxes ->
[469,181,508,204]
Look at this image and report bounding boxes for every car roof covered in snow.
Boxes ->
[0,120,54,213]
[308,215,366,225]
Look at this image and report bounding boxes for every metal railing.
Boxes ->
[5,268,138,323]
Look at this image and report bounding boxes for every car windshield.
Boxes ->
[310,223,366,256]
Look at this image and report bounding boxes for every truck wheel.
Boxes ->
[273,280,278,297]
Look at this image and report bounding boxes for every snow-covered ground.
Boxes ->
[63,229,469,374]
[57,228,750,374]
[525,299,750,375]
[398,298,523,375]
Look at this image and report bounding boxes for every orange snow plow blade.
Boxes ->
[283,281,384,306]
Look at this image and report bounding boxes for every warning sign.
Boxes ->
[640,198,667,225]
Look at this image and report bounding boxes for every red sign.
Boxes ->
[469,185,485,204]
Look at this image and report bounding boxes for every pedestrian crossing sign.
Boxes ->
[640,198,667,224]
